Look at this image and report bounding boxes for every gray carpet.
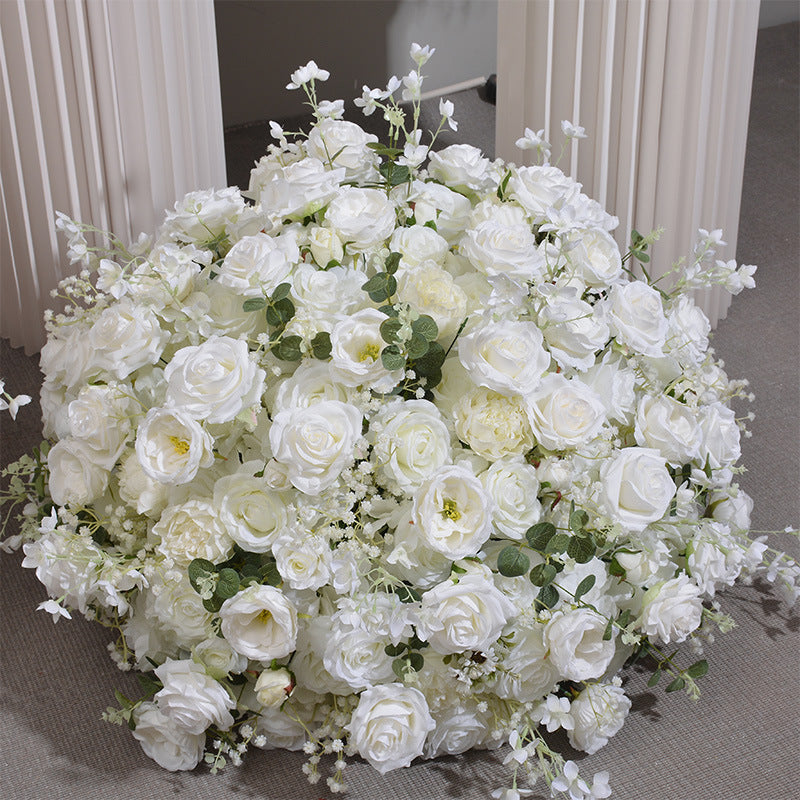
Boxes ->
[1,23,798,800]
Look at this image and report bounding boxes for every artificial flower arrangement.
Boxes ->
[2,44,798,800]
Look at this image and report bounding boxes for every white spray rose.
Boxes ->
[154,658,235,734]
[424,702,491,759]
[161,186,246,242]
[480,457,542,540]
[416,572,516,655]
[539,291,610,371]
[269,400,363,495]
[411,464,493,559]
[493,623,560,702]
[307,225,345,268]
[428,143,491,191]
[255,667,295,708]
[599,447,675,532]
[164,336,265,424]
[408,179,472,244]
[324,186,396,252]
[525,374,606,451]
[686,523,745,597]
[118,449,169,517]
[219,584,298,661]
[66,384,132,468]
[390,224,449,266]
[634,394,702,466]
[305,118,379,181]
[346,683,436,774]
[568,680,631,754]
[193,637,248,681]
[256,157,345,221]
[272,529,331,591]
[640,574,703,644]
[666,295,711,365]
[697,402,741,471]
[132,701,206,772]
[215,230,298,296]
[135,407,215,485]
[507,164,581,222]
[371,399,452,493]
[606,281,668,357]
[461,218,545,283]
[545,608,617,682]
[323,626,396,690]
[568,228,624,288]
[47,438,109,507]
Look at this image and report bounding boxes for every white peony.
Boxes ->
[219,584,299,661]
[346,683,436,774]
[151,499,234,566]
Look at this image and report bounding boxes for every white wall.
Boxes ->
[215,0,497,128]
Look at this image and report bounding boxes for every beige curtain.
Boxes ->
[1,0,226,354]
[496,0,760,326]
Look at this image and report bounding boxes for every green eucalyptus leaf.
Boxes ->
[274,335,303,361]
[526,522,556,552]
[385,252,402,274]
[411,315,438,342]
[384,642,407,657]
[567,535,596,564]
[381,344,406,371]
[686,659,709,679]
[573,574,596,602]
[529,562,557,587]
[242,297,266,312]
[497,546,531,578]
[380,317,404,344]
[544,533,571,555]
[407,652,424,672]
[569,508,589,532]
[310,331,332,360]
[215,568,241,599]
[188,558,216,590]
[666,677,686,693]
[536,583,559,609]
[603,618,614,641]
[271,283,292,301]
[406,333,430,360]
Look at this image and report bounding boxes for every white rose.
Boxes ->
[416,572,516,654]
[257,157,345,221]
[290,262,367,322]
[599,447,675,532]
[47,438,109,507]
[255,667,295,708]
[411,464,493,559]
[606,281,668,357]
[666,295,711,365]
[346,683,435,774]
[461,218,545,283]
[87,300,168,380]
[545,608,617,682]
[330,308,404,391]
[390,225,450,266]
[539,291,610,371]
[371,399,452,493]
[129,242,200,307]
[135,407,215,485]
[132,701,206,771]
[306,225,345,267]
[613,531,676,587]
[697,402,741,470]
[271,360,352,412]
[424,702,490,758]
[639,574,703,644]
[708,485,753,533]
[189,282,265,341]
[480,457,542,540]
[154,658,235,734]
[386,512,453,590]
[272,530,331,591]
[151,498,234,566]
[324,186,396,252]
[269,400,363,495]
[525,374,606,451]
[161,186,246,242]
[118,449,169,517]
[568,228,624,288]
[216,231,298,296]
[213,467,291,553]
[686,523,744,597]
[150,572,214,648]
[453,387,536,461]
[458,319,550,396]
[395,261,468,341]
[66,384,131,468]
[323,627,396,690]
[193,637,248,681]
[634,394,702,466]
[408,179,472,244]
[567,680,631,754]
[582,355,637,424]
[164,336,265,424]
[493,623,560,702]
[428,143,491,191]
[40,327,92,393]
[507,164,581,222]
[305,118,379,181]
[219,584,298,661]
[291,616,353,695]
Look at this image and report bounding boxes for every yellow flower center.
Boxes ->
[257,609,273,625]
[441,498,461,521]
[169,436,191,455]
[358,343,381,362]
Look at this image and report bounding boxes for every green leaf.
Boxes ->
[544,532,571,555]
[569,508,589,533]
[497,546,531,578]
[271,283,292,301]
[114,689,134,710]
[385,274,397,297]
[380,317,404,344]
[423,219,437,231]
[137,673,162,697]
[526,522,556,552]
[384,642,407,657]
[608,557,626,578]
[202,595,224,613]
[618,608,632,628]
[411,315,438,342]
[366,142,403,157]
[385,252,402,274]
[603,618,614,641]
[567,535,596,564]
[260,560,282,586]
[536,584,560,609]
[325,259,341,270]
[573,574,596,602]
[266,297,295,327]
[380,161,411,187]
[647,669,662,687]
[381,344,406,371]
[407,651,424,671]
[413,340,445,374]
[666,677,686,693]
[379,303,399,317]
[188,558,216,592]
[362,273,388,294]
[529,562,557,587]
[686,659,709,679]
[310,331,332,360]
[406,333,430,360]
[215,568,241,600]
[394,583,421,603]
[242,297,266,312]
[274,335,303,361]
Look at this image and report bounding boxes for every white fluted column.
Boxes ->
[496,0,760,326]
[1,0,226,354]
